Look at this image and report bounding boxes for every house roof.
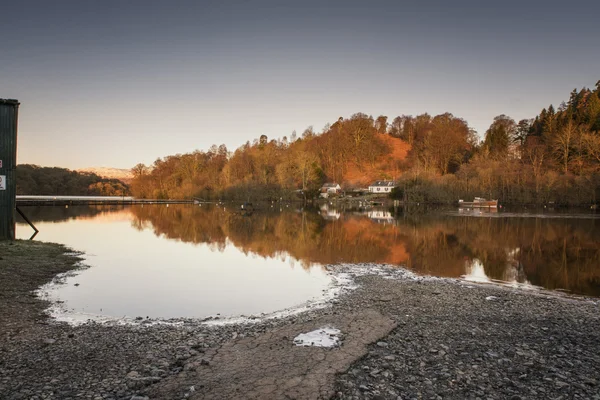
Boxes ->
[322,183,340,188]
[370,180,395,187]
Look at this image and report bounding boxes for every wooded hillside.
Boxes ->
[17,165,130,196]
[129,82,600,205]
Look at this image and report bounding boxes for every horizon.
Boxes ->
[2,0,599,170]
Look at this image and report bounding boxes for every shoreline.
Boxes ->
[1,241,599,399]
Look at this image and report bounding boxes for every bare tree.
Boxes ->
[552,120,578,173]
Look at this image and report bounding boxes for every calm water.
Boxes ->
[16,204,600,320]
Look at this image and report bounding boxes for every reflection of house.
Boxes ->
[367,210,395,224]
[320,183,342,198]
[319,204,341,220]
[368,180,395,193]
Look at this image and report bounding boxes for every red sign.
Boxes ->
[0,160,2,168]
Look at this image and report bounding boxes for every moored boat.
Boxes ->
[458,197,498,208]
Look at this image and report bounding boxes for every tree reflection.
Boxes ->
[126,205,600,296]
[23,204,600,297]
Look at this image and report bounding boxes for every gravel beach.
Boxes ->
[1,241,599,400]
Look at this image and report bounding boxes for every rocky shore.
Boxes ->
[1,241,599,400]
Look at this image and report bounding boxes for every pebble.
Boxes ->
[330,270,600,400]
[4,258,600,400]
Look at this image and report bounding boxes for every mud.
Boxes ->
[149,310,395,399]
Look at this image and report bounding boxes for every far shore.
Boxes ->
[1,241,599,400]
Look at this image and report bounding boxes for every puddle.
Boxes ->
[293,327,342,347]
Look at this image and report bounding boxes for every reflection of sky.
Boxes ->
[463,259,491,283]
[463,253,532,288]
[16,212,331,319]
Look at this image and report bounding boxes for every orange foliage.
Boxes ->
[343,135,410,187]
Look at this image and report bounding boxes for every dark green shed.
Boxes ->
[0,99,19,240]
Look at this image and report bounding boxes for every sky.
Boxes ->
[1,0,599,170]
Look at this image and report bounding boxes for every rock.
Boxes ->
[126,371,140,379]
[200,359,210,366]
[150,369,167,377]
[42,338,56,345]
[377,342,388,348]
[127,376,162,389]
[130,396,149,400]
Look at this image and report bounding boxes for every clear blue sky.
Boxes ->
[1,0,599,170]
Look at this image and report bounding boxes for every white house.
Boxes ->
[320,183,342,198]
[368,180,395,193]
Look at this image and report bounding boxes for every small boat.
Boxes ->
[458,197,498,208]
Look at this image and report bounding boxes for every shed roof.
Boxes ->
[0,99,20,105]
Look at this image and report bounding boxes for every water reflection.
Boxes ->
[127,204,600,297]
[15,205,332,320]
[17,204,600,299]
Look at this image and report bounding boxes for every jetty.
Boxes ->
[16,196,195,206]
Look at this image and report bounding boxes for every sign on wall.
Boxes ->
[0,175,5,190]
[0,160,3,168]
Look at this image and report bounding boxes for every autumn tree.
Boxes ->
[390,115,416,144]
[483,115,517,159]
[412,113,472,174]
[375,115,388,134]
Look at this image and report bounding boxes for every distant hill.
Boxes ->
[78,167,133,182]
[17,164,130,196]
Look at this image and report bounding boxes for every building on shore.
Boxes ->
[319,183,342,198]
[368,180,395,193]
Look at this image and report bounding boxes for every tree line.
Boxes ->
[130,81,600,205]
[16,164,129,196]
